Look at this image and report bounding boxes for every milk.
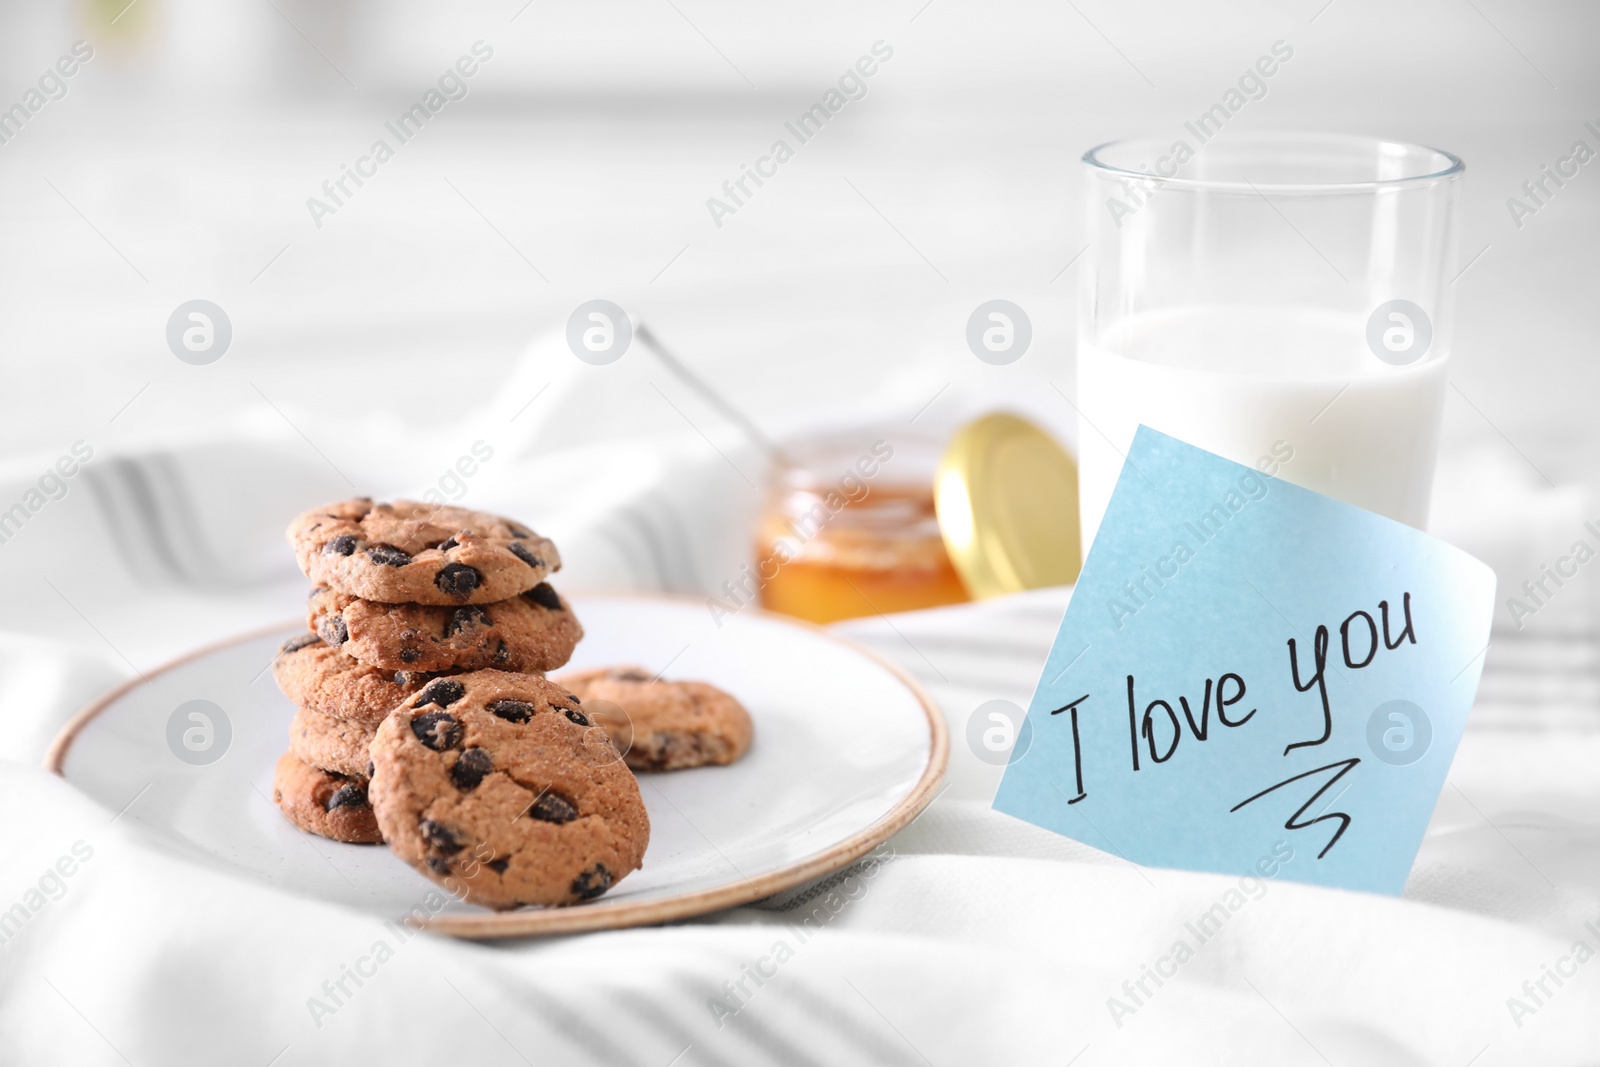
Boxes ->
[1076,305,1447,554]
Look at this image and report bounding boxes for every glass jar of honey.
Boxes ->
[755,433,970,624]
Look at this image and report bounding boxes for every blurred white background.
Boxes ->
[1,0,1595,460]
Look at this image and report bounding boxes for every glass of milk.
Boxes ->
[1076,132,1463,555]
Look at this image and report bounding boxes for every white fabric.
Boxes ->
[2,370,1598,1065]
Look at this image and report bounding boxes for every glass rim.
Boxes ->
[1082,131,1464,195]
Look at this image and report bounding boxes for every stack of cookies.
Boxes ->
[269,498,752,911]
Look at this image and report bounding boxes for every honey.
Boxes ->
[756,435,970,624]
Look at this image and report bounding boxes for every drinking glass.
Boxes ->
[1077,132,1464,555]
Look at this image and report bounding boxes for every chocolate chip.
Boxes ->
[508,542,544,569]
[366,543,412,567]
[417,679,465,708]
[326,783,367,810]
[435,562,481,598]
[525,582,562,611]
[393,670,431,687]
[631,751,671,772]
[399,647,419,664]
[451,747,492,790]
[486,858,510,874]
[318,616,348,647]
[366,760,375,778]
[445,605,490,638]
[492,641,510,665]
[323,535,358,556]
[487,698,533,724]
[280,633,320,654]
[570,863,613,900]
[420,818,464,854]
[411,710,462,751]
[436,535,460,552]
[528,791,578,824]
[426,855,451,876]
[510,526,533,539]
[610,668,651,682]
[567,693,581,703]
[564,707,590,726]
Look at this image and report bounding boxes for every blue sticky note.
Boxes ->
[994,427,1496,894]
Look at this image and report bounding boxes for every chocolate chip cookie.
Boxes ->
[272,751,382,844]
[368,671,649,909]
[556,667,753,771]
[273,632,454,728]
[289,705,377,779]
[307,582,582,674]
[287,498,560,605]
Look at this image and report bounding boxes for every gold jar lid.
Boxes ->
[933,413,1081,598]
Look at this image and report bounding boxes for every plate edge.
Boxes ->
[43,617,299,776]
[43,594,952,939]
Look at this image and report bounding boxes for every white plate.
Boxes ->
[47,594,947,938]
